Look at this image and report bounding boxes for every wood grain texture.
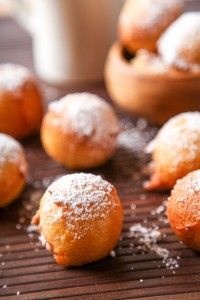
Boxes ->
[0,5,200,298]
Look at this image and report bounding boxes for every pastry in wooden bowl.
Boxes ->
[0,133,28,208]
[41,93,120,170]
[104,43,200,125]
[158,12,200,72]
[32,173,123,266]
[167,170,200,251]
[0,64,43,139]
[144,112,200,191]
[118,0,184,53]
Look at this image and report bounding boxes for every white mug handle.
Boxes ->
[8,0,34,34]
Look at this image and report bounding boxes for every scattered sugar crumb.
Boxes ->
[116,119,157,178]
[151,204,165,215]
[131,203,136,210]
[129,224,179,270]
[129,224,161,245]
[18,190,42,225]
[26,224,38,233]
[118,120,147,154]
[39,234,47,247]
[16,224,22,230]
[110,250,116,258]
[150,200,168,225]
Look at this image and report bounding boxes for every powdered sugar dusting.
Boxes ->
[174,170,200,199]
[0,133,27,176]
[132,50,171,75]
[118,124,146,153]
[126,0,183,30]
[49,93,120,146]
[168,170,200,228]
[158,12,200,71]
[44,173,118,239]
[129,224,179,270]
[0,64,32,91]
[187,177,200,194]
[152,112,200,170]
[118,118,157,154]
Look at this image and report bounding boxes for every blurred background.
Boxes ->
[0,0,123,85]
[0,0,199,85]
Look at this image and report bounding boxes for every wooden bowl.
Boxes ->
[104,43,200,125]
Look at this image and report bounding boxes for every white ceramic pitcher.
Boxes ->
[10,0,123,85]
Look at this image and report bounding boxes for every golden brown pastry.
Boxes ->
[158,12,200,72]
[167,170,200,251]
[32,173,123,266]
[0,133,27,208]
[41,93,120,170]
[0,64,43,139]
[118,0,184,53]
[145,112,200,191]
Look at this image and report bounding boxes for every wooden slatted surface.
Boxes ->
[1,3,200,299]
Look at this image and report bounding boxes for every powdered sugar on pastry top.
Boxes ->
[159,111,200,137]
[138,0,183,28]
[43,173,119,239]
[149,112,200,169]
[132,49,195,78]
[122,0,183,30]
[169,170,200,223]
[158,13,200,72]
[132,50,171,75]
[0,133,27,176]
[49,93,120,146]
[47,173,114,217]
[0,64,32,91]
[176,170,200,196]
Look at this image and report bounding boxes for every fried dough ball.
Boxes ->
[158,12,200,72]
[167,170,200,251]
[32,173,123,266]
[145,112,200,191]
[0,64,43,139]
[118,0,184,53]
[41,93,120,169]
[0,133,27,208]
